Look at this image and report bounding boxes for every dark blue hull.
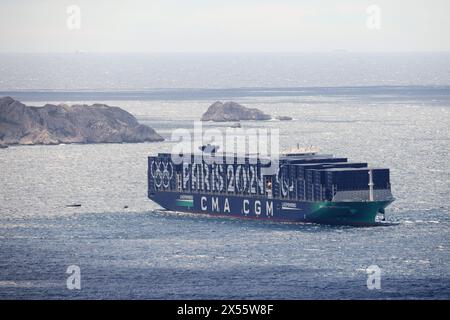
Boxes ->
[149,191,392,226]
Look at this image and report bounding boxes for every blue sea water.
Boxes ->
[0,53,449,299]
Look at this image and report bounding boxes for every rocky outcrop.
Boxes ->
[201,101,271,122]
[0,97,164,145]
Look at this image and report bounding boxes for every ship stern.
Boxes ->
[307,200,394,226]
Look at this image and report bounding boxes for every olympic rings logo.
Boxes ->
[150,160,174,188]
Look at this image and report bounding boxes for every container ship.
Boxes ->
[148,145,394,226]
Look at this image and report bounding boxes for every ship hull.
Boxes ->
[149,191,393,226]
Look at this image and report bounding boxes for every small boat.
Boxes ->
[276,116,293,121]
[65,204,82,207]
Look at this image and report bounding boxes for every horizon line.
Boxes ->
[1,50,450,55]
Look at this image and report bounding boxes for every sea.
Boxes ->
[0,53,449,299]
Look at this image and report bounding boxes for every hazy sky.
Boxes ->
[1,0,449,52]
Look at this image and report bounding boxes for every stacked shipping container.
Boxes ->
[149,153,391,202]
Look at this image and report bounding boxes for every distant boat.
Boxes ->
[276,116,293,121]
[230,122,241,128]
[66,204,82,207]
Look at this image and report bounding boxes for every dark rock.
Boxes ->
[201,101,271,122]
[276,116,293,121]
[0,97,164,145]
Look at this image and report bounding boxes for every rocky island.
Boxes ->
[201,101,271,122]
[0,97,164,146]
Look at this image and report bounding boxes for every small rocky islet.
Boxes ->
[200,101,271,122]
[200,101,293,122]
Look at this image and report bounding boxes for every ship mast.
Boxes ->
[368,169,374,201]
